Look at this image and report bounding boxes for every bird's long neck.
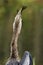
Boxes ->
[10,21,20,61]
[10,7,23,60]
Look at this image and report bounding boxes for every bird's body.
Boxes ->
[6,51,33,65]
[6,58,19,65]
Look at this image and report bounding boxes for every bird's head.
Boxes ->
[17,6,27,14]
[21,6,27,13]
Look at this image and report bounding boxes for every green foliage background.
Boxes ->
[0,0,43,65]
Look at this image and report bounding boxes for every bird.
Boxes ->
[10,6,27,60]
[6,6,27,65]
[6,6,33,65]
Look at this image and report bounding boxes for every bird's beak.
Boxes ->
[21,6,27,13]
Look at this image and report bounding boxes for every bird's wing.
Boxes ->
[19,51,33,65]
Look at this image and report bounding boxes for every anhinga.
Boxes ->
[10,6,27,60]
[6,6,33,65]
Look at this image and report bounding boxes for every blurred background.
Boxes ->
[0,0,43,65]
